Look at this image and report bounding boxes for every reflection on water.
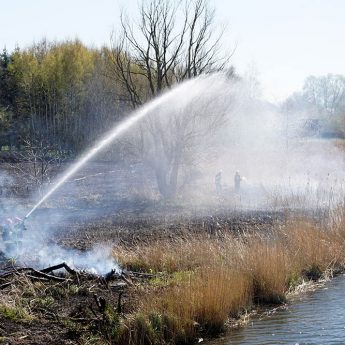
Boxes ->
[207,275,345,345]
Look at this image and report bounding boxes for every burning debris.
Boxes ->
[0,256,150,344]
[0,261,134,291]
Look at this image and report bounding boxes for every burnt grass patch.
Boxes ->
[0,209,288,345]
[52,208,287,250]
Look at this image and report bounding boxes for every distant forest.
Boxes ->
[0,40,131,156]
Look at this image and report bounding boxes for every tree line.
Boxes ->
[0,0,230,156]
[0,40,125,154]
[1,0,343,158]
[283,74,345,138]
[0,0,234,197]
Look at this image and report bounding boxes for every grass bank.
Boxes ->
[1,211,345,344]
[111,212,345,344]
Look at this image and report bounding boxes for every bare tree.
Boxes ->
[303,74,345,117]
[108,0,234,198]
[108,0,232,108]
[126,76,233,198]
[10,135,66,192]
[283,74,345,138]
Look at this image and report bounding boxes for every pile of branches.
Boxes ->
[0,262,158,329]
[0,262,143,291]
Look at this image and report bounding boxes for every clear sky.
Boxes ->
[1,0,345,102]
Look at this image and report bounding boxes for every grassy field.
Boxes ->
[1,150,344,344]
[1,209,345,344]
[110,213,345,344]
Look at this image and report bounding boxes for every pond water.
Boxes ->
[206,275,345,345]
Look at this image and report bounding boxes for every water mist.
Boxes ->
[14,74,235,273]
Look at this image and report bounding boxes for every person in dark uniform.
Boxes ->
[234,171,241,193]
[215,171,222,194]
[1,217,26,255]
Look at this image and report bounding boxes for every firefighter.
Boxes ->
[215,171,222,195]
[1,216,26,255]
[234,171,241,193]
[2,218,14,253]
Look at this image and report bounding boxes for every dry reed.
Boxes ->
[113,211,345,343]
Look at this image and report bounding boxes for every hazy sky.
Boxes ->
[1,0,344,102]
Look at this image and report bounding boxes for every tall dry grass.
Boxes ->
[113,211,345,344]
[245,240,290,303]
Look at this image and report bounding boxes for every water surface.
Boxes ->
[207,275,345,345]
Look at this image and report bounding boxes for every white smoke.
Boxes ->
[1,73,344,270]
[22,243,120,275]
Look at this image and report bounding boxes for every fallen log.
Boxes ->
[25,268,69,282]
[109,282,127,290]
[0,266,69,283]
[40,262,77,275]
[94,294,107,313]
[0,272,15,279]
[120,272,133,286]
[124,270,159,278]
[0,282,11,290]
[117,291,124,313]
[34,270,68,282]
[26,274,49,282]
[69,317,99,323]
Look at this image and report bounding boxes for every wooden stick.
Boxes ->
[26,274,49,282]
[29,268,68,282]
[40,262,77,275]
[120,272,133,286]
[0,282,12,290]
[6,266,70,281]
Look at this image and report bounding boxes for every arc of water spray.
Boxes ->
[25,76,209,219]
